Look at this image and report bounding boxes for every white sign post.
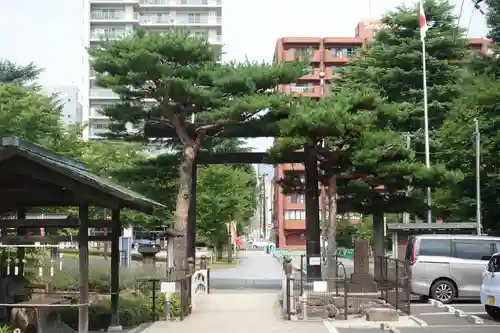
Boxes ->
[160,282,176,320]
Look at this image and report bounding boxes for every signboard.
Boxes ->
[309,257,321,266]
[313,281,327,292]
[160,282,176,293]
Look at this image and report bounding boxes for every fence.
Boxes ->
[136,273,192,321]
[373,256,411,314]
[136,266,210,322]
[283,256,358,320]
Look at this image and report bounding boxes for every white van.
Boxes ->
[406,234,500,303]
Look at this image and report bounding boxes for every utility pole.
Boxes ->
[102,169,109,260]
[403,134,411,224]
[262,173,268,240]
[475,119,482,235]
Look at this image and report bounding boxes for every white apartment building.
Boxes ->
[44,85,83,126]
[82,0,223,140]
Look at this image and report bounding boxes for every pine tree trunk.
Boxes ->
[326,174,337,289]
[227,232,233,264]
[172,144,196,276]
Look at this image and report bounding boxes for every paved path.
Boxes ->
[141,291,329,333]
[210,250,284,289]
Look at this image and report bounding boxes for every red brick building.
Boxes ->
[272,19,490,249]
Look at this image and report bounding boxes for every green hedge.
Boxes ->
[58,248,143,261]
[58,292,181,329]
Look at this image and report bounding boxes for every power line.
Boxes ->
[472,0,486,15]
[454,0,466,42]
[467,8,475,37]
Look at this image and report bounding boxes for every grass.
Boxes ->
[208,256,239,269]
[53,249,240,269]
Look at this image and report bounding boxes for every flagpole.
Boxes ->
[420,0,432,224]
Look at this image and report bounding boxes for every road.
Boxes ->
[209,250,284,289]
[288,253,374,278]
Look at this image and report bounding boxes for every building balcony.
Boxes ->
[282,84,322,98]
[323,49,351,63]
[283,219,305,230]
[175,16,221,26]
[90,12,138,22]
[89,31,127,42]
[91,0,138,4]
[299,67,321,81]
[139,16,175,25]
[139,0,222,6]
[282,49,321,62]
[90,88,119,99]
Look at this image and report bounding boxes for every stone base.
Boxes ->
[349,273,378,293]
[365,308,399,321]
[107,325,123,331]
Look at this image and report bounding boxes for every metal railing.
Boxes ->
[373,256,411,314]
[136,273,192,322]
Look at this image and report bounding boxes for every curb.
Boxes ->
[125,322,154,333]
[454,309,466,318]
[379,323,400,333]
[428,298,485,325]
[467,315,484,324]
[408,315,428,327]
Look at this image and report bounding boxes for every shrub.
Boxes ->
[41,266,164,293]
[0,325,12,333]
[156,292,181,317]
[59,294,152,330]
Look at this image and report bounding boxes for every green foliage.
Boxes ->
[0,84,62,143]
[58,294,154,330]
[436,73,500,231]
[337,0,467,136]
[89,29,306,143]
[89,29,306,238]
[0,325,12,333]
[45,265,163,293]
[0,59,41,86]
[196,165,257,245]
[274,86,460,217]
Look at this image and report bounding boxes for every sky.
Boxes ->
[0,0,488,154]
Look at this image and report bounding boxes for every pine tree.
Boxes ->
[90,29,305,267]
[337,0,467,136]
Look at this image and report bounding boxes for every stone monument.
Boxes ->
[349,239,378,292]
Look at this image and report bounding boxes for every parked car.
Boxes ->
[480,252,500,320]
[132,239,154,249]
[252,239,269,249]
[406,234,500,304]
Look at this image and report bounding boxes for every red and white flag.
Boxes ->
[419,0,428,41]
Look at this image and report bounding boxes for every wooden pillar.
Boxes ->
[78,204,90,333]
[373,211,385,277]
[109,208,121,330]
[187,162,197,260]
[304,147,321,278]
[16,207,26,276]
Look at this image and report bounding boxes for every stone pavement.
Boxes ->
[209,250,285,289]
[140,291,329,333]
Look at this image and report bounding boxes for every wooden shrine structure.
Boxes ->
[0,137,164,333]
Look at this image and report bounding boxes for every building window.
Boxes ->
[191,30,209,39]
[290,47,314,60]
[290,83,314,93]
[284,209,306,220]
[330,47,359,58]
[187,13,203,23]
[289,193,305,204]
